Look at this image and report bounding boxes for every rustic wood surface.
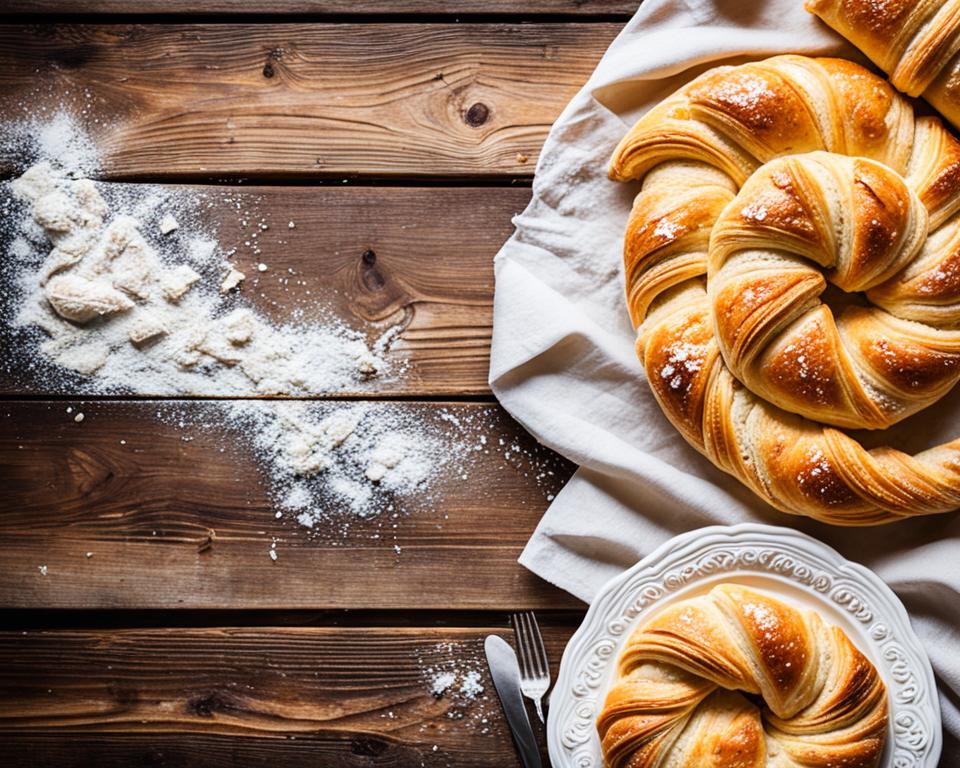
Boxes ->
[0,184,531,396]
[0,23,618,180]
[0,400,577,609]
[0,4,608,766]
[2,0,635,15]
[0,624,577,766]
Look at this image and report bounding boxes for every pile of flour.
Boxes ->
[5,161,392,395]
[2,114,566,554]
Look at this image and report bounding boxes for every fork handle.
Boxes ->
[534,697,545,724]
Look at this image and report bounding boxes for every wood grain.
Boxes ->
[0,184,531,397]
[0,23,618,179]
[3,0,636,14]
[0,400,578,610]
[0,623,577,766]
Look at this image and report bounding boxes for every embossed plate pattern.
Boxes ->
[547,523,941,768]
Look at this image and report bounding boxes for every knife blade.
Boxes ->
[485,634,543,768]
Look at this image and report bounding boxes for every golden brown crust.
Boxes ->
[598,585,887,768]
[707,151,959,430]
[613,55,960,523]
[806,0,960,130]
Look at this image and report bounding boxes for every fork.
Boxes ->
[511,611,551,723]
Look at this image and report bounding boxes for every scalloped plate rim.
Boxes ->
[546,522,941,768]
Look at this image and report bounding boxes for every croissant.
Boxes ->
[806,0,960,132]
[597,584,887,768]
[612,54,960,524]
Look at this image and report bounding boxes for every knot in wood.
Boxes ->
[464,102,489,127]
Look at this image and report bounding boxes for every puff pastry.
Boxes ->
[598,584,887,768]
[806,0,960,132]
[612,55,960,524]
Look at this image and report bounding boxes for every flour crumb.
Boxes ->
[459,670,484,699]
[430,672,456,697]
[128,312,167,345]
[38,565,48,576]
[158,214,179,235]
[220,266,245,293]
[160,264,201,301]
[74,412,84,423]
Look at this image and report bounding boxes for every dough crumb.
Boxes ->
[45,274,134,323]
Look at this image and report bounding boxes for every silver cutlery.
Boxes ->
[511,611,551,723]
[484,634,543,768]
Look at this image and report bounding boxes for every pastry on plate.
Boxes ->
[597,583,887,767]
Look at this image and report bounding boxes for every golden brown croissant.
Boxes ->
[806,0,960,132]
[597,584,888,768]
[612,55,960,524]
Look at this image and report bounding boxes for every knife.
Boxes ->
[485,634,543,768]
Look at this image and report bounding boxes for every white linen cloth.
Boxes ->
[488,0,960,760]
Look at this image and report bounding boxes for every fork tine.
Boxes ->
[511,613,530,678]
[524,612,546,679]
[529,612,549,680]
[519,613,540,678]
[517,613,538,679]
[516,612,535,679]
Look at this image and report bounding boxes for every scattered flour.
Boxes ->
[417,641,492,733]
[1,114,568,551]
[219,401,468,525]
[429,671,457,696]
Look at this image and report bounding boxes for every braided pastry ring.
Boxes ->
[611,55,960,524]
[597,584,888,768]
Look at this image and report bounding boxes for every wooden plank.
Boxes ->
[0,623,579,766]
[0,23,618,179]
[3,0,637,14]
[1,184,530,397]
[0,400,578,610]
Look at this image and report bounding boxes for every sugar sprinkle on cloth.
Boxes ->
[489,0,960,757]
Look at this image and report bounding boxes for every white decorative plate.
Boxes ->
[547,523,941,768]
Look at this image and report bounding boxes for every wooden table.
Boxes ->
[0,2,629,765]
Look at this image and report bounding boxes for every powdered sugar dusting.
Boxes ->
[659,342,705,393]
